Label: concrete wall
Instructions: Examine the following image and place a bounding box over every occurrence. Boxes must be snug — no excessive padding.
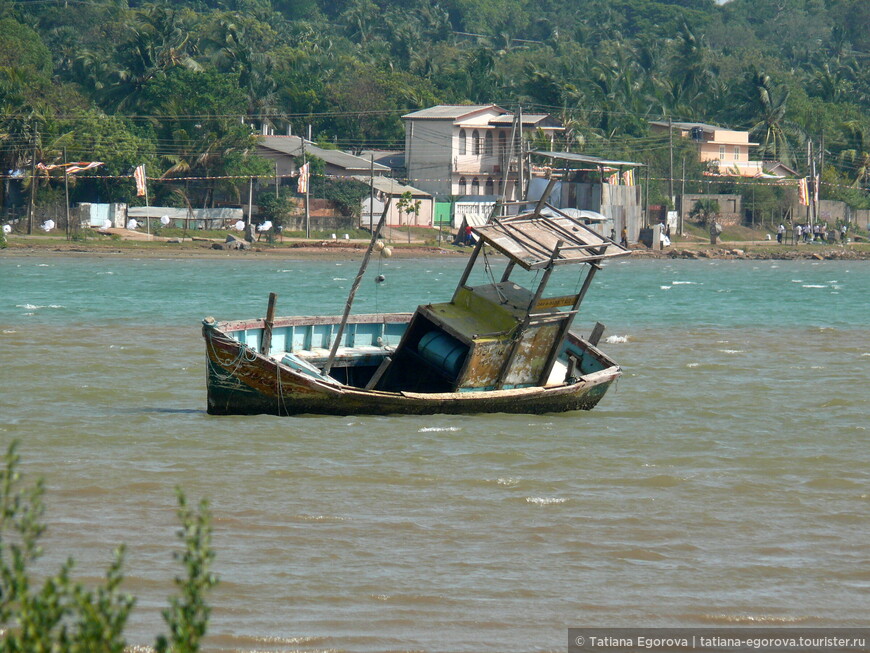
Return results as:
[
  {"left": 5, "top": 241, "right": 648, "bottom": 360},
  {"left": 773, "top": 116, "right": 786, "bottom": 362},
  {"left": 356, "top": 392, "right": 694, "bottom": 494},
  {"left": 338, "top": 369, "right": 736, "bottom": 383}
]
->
[{"left": 680, "top": 194, "right": 743, "bottom": 225}]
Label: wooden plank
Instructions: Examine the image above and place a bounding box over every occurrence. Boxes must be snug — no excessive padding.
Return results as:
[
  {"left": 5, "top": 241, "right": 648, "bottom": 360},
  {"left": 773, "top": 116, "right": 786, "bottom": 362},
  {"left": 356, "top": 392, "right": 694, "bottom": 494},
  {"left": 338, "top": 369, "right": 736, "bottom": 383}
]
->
[
  {"left": 588, "top": 322, "right": 606, "bottom": 346},
  {"left": 364, "top": 356, "right": 393, "bottom": 390},
  {"left": 534, "top": 294, "right": 577, "bottom": 310},
  {"left": 260, "top": 292, "right": 277, "bottom": 354}
]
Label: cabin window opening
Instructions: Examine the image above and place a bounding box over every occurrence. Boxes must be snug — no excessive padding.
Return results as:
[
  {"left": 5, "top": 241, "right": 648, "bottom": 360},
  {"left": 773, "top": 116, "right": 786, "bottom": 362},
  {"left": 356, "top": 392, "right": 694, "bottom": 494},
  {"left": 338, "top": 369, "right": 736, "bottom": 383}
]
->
[
  {"left": 484, "top": 131, "right": 493, "bottom": 155},
  {"left": 472, "top": 130, "right": 481, "bottom": 155},
  {"left": 459, "top": 129, "right": 467, "bottom": 155}
]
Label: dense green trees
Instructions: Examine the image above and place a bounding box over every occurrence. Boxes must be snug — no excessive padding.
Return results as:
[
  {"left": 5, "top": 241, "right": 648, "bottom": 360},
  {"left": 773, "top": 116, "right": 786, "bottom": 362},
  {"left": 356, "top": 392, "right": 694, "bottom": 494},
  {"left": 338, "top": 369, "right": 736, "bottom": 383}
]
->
[{"left": 0, "top": 0, "right": 868, "bottom": 211}]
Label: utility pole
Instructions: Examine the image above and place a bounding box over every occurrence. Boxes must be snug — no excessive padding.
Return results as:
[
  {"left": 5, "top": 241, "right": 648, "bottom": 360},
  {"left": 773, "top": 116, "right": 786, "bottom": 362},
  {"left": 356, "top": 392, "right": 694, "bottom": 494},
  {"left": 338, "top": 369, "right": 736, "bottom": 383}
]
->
[
  {"left": 369, "top": 153, "right": 375, "bottom": 231},
  {"left": 518, "top": 105, "right": 525, "bottom": 201},
  {"left": 27, "top": 122, "right": 37, "bottom": 235},
  {"left": 668, "top": 117, "right": 674, "bottom": 206},
  {"left": 680, "top": 156, "right": 686, "bottom": 236},
  {"left": 63, "top": 147, "right": 71, "bottom": 241},
  {"left": 303, "top": 130, "right": 310, "bottom": 239}
]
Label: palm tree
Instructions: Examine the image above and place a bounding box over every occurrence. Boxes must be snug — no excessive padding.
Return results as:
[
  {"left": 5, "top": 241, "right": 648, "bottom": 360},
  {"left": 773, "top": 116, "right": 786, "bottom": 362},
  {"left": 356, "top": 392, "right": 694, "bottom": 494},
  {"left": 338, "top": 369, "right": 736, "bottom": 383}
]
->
[
  {"left": 838, "top": 120, "right": 870, "bottom": 188},
  {"left": 738, "top": 71, "right": 803, "bottom": 168}
]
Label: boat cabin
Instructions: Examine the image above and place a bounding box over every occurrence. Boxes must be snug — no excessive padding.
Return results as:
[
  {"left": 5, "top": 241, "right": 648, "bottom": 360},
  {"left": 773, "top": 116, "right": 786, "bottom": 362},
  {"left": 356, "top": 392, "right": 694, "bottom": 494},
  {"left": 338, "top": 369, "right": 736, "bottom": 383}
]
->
[{"left": 375, "top": 201, "right": 628, "bottom": 393}]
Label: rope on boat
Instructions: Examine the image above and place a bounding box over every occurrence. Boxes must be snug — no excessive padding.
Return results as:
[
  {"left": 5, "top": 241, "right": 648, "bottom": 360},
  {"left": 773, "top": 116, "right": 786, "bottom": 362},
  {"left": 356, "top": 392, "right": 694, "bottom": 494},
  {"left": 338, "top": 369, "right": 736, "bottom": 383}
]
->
[{"left": 206, "top": 333, "right": 258, "bottom": 382}]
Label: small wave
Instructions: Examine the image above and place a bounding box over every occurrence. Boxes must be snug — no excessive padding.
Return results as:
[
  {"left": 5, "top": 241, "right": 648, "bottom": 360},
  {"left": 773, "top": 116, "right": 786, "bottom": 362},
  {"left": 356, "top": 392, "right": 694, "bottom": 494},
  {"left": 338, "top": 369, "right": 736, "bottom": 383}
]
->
[
  {"left": 37, "top": 263, "right": 50, "bottom": 267},
  {"left": 418, "top": 426, "right": 460, "bottom": 432},
  {"left": 862, "top": 353, "right": 870, "bottom": 357},
  {"left": 526, "top": 497, "right": 567, "bottom": 505},
  {"left": 802, "top": 284, "right": 827, "bottom": 288},
  {"left": 17, "top": 303, "right": 43, "bottom": 309},
  {"left": 686, "top": 362, "right": 699, "bottom": 368},
  {"left": 605, "top": 335, "right": 628, "bottom": 344},
  {"left": 496, "top": 477, "right": 519, "bottom": 486},
  {"left": 614, "top": 548, "right": 667, "bottom": 562},
  {"left": 2, "top": 330, "right": 15, "bottom": 334},
  {"left": 719, "top": 349, "right": 745, "bottom": 354},
  {"left": 699, "top": 614, "right": 810, "bottom": 625},
  {"left": 790, "top": 279, "right": 803, "bottom": 283},
  {"left": 660, "top": 285, "right": 672, "bottom": 290},
  {"left": 672, "top": 280, "right": 698, "bottom": 285},
  {"left": 332, "top": 277, "right": 348, "bottom": 281}
]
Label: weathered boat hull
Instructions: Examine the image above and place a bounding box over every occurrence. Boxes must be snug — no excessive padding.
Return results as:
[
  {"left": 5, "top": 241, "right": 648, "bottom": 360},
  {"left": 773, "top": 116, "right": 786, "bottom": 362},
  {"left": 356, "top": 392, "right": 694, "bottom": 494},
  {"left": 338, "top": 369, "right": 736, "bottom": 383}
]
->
[{"left": 203, "top": 314, "right": 621, "bottom": 416}]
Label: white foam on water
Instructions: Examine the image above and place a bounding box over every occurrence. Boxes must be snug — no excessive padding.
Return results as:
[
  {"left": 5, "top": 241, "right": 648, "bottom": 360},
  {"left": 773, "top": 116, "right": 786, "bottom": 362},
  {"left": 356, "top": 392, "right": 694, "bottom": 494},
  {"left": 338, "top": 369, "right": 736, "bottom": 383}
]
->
[
  {"left": 686, "top": 363, "right": 700, "bottom": 368},
  {"left": 17, "top": 304, "right": 43, "bottom": 309},
  {"left": 526, "top": 497, "right": 567, "bottom": 505},
  {"left": 790, "top": 279, "right": 803, "bottom": 283},
  {"left": 802, "top": 284, "right": 827, "bottom": 288},
  {"left": 37, "top": 264, "right": 50, "bottom": 267},
  {"left": 660, "top": 285, "right": 671, "bottom": 290},
  {"left": 672, "top": 281, "right": 698, "bottom": 285},
  {"left": 418, "top": 426, "right": 460, "bottom": 433},
  {"left": 497, "top": 477, "right": 519, "bottom": 486},
  {"left": 2, "top": 330, "right": 16, "bottom": 334},
  {"left": 862, "top": 353, "right": 870, "bottom": 357},
  {"left": 605, "top": 335, "right": 628, "bottom": 344},
  {"left": 332, "top": 277, "right": 348, "bottom": 281},
  {"left": 719, "top": 349, "right": 745, "bottom": 354}
]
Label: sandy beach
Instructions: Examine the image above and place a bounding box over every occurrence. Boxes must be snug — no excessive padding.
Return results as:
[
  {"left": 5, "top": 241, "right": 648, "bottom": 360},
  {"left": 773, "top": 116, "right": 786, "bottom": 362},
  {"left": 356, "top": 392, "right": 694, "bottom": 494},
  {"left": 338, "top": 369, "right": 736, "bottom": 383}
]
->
[{"left": 3, "top": 233, "right": 869, "bottom": 261}]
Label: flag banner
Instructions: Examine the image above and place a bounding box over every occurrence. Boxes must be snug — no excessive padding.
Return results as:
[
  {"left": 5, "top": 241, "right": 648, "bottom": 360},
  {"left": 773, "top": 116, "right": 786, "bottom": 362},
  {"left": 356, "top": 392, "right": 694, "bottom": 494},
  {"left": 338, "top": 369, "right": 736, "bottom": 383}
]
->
[
  {"left": 605, "top": 173, "right": 619, "bottom": 185},
  {"left": 37, "top": 161, "right": 104, "bottom": 174},
  {"left": 133, "top": 165, "right": 147, "bottom": 197},
  {"left": 813, "top": 174, "right": 819, "bottom": 204},
  {"left": 622, "top": 169, "right": 635, "bottom": 186},
  {"left": 798, "top": 177, "right": 809, "bottom": 206},
  {"left": 297, "top": 162, "right": 310, "bottom": 194}
]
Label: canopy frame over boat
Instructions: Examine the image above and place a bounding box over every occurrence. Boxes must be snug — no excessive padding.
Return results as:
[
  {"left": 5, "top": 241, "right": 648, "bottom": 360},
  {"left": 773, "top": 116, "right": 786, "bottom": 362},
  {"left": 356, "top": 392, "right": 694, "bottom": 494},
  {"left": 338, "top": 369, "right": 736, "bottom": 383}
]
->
[{"left": 202, "top": 181, "right": 629, "bottom": 415}]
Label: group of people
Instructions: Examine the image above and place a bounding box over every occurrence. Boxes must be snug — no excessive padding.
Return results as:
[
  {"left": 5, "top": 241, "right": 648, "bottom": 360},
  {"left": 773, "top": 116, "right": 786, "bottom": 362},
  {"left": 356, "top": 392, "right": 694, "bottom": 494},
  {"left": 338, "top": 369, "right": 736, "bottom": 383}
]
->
[{"left": 777, "top": 222, "right": 847, "bottom": 244}]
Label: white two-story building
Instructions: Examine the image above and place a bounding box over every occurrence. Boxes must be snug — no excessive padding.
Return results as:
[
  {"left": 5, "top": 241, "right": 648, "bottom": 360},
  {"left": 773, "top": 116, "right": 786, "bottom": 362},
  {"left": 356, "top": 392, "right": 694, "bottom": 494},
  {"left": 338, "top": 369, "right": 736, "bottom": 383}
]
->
[{"left": 403, "top": 105, "right": 563, "bottom": 200}]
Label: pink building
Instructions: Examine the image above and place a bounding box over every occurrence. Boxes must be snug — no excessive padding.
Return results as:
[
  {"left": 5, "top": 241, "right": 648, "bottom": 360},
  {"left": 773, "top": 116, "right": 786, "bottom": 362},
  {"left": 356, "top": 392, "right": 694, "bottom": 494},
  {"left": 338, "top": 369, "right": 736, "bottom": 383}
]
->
[{"left": 650, "top": 121, "right": 765, "bottom": 177}]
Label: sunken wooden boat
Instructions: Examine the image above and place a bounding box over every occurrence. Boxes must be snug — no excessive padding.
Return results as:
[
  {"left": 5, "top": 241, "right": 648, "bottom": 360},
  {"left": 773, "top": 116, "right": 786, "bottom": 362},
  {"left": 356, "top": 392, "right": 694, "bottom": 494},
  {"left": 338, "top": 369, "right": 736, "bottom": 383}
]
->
[{"left": 203, "top": 197, "right": 629, "bottom": 416}]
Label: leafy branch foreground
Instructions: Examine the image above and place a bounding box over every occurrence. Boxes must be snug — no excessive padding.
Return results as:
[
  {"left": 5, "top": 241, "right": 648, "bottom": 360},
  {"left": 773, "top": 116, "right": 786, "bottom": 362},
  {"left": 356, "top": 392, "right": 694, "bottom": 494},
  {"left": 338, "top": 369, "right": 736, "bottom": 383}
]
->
[{"left": 0, "top": 442, "right": 217, "bottom": 652}]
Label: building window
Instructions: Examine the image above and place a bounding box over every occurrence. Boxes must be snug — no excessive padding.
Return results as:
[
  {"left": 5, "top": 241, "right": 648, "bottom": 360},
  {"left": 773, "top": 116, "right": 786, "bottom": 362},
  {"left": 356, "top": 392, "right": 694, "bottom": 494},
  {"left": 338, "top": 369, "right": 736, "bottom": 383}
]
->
[
  {"left": 459, "top": 130, "right": 466, "bottom": 155},
  {"left": 485, "top": 178, "right": 494, "bottom": 195},
  {"left": 484, "top": 131, "right": 493, "bottom": 155},
  {"left": 499, "top": 131, "right": 507, "bottom": 157},
  {"left": 458, "top": 177, "right": 466, "bottom": 195},
  {"left": 471, "top": 177, "right": 480, "bottom": 195},
  {"left": 719, "top": 145, "right": 725, "bottom": 160},
  {"left": 472, "top": 130, "right": 481, "bottom": 155},
  {"left": 733, "top": 146, "right": 740, "bottom": 161}
]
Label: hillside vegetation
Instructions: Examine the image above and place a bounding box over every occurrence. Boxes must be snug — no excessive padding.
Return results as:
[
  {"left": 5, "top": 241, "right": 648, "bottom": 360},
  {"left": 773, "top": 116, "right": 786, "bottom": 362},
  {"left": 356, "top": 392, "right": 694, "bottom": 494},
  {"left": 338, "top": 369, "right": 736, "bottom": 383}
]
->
[{"left": 0, "top": 0, "right": 868, "bottom": 210}]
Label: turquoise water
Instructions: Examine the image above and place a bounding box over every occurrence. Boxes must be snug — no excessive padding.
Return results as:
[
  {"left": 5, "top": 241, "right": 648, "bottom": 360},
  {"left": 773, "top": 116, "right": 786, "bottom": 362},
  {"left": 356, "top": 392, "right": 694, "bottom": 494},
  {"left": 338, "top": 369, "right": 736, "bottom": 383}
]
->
[{"left": 1, "top": 255, "right": 868, "bottom": 652}]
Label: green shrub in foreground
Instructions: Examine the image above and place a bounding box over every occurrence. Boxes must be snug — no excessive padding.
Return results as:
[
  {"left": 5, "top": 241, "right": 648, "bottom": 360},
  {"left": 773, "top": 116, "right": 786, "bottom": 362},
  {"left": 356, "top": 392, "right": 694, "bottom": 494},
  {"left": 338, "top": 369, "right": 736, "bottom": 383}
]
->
[{"left": 0, "top": 442, "right": 217, "bottom": 652}]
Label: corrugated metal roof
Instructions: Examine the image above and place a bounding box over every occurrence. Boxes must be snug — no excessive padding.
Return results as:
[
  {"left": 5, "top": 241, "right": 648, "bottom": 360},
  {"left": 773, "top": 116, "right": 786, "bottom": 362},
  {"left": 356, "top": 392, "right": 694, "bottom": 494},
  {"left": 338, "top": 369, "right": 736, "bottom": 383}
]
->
[
  {"left": 258, "top": 136, "right": 390, "bottom": 172},
  {"left": 475, "top": 211, "right": 628, "bottom": 269},
  {"left": 350, "top": 176, "right": 431, "bottom": 197},
  {"left": 402, "top": 104, "right": 505, "bottom": 120},
  {"left": 649, "top": 120, "right": 725, "bottom": 132},
  {"left": 489, "top": 114, "right": 562, "bottom": 128},
  {"left": 532, "top": 151, "right": 645, "bottom": 167}
]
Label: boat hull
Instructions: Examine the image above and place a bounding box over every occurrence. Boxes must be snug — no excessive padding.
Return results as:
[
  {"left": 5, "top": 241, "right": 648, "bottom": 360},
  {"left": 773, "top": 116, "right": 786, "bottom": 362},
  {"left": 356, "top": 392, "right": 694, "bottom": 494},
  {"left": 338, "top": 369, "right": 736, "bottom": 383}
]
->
[{"left": 203, "top": 316, "right": 621, "bottom": 416}]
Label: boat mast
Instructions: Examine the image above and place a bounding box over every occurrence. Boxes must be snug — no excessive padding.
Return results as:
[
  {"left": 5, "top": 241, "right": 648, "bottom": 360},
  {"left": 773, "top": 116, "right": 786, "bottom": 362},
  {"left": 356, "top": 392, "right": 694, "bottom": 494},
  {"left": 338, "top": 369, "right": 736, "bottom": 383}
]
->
[{"left": 322, "top": 198, "right": 392, "bottom": 376}]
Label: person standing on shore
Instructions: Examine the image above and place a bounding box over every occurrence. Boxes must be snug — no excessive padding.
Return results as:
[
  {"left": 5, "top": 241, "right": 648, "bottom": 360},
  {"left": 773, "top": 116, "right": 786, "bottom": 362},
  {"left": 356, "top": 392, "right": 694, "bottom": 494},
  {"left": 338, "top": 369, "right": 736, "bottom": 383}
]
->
[
  {"left": 777, "top": 224, "right": 785, "bottom": 244},
  {"left": 620, "top": 226, "right": 628, "bottom": 248},
  {"left": 795, "top": 224, "right": 802, "bottom": 244}
]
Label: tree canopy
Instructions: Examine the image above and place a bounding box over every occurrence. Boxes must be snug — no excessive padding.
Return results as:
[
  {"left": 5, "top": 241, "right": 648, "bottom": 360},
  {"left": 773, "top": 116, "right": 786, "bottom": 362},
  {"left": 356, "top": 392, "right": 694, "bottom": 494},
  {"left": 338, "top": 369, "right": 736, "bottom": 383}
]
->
[{"left": 0, "top": 0, "right": 868, "bottom": 208}]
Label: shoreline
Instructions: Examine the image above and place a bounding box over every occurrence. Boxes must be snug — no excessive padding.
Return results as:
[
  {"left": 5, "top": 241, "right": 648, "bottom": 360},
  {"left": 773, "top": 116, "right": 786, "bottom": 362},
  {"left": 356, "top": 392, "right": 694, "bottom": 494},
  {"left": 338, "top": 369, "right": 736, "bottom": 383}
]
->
[{"left": 2, "top": 237, "right": 869, "bottom": 261}]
